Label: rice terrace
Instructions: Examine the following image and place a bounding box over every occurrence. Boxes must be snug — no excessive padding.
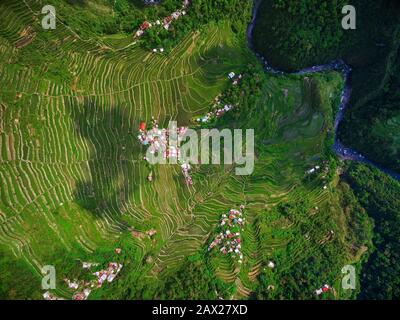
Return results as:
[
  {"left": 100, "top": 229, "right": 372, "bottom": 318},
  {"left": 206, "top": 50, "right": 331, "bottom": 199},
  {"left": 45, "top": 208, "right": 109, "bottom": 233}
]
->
[{"left": 0, "top": 0, "right": 399, "bottom": 301}]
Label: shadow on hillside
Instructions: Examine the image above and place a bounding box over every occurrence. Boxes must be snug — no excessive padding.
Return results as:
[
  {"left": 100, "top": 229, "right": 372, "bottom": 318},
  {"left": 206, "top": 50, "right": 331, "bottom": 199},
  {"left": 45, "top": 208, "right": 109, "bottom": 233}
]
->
[
  {"left": 66, "top": 0, "right": 87, "bottom": 6},
  {"left": 68, "top": 42, "right": 248, "bottom": 220},
  {"left": 70, "top": 97, "right": 142, "bottom": 222}
]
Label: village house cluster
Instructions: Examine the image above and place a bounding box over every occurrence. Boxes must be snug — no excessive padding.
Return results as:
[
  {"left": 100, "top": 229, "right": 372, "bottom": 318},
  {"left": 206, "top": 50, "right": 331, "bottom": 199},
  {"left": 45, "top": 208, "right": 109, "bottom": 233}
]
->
[
  {"left": 137, "top": 118, "right": 193, "bottom": 186},
  {"left": 196, "top": 72, "right": 242, "bottom": 124},
  {"left": 228, "top": 71, "right": 243, "bottom": 86},
  {"left": 131, "top": 228, "right": 157, "bottom": 240},
  {"left": 43, "top": 249, "right": 123, "bottom": 301},
  {"left": 134, "top": 0, "right": 190, "bottom": 38},
  {"left": 72, "top": 260, "right": 123, "bottom": 300},
  {"left": 181, "top": 162, "right": 193, "bottom": 186},
  {"left": 196, "top": 102, "right": 233, "bottom": 124},
  {"left": 137, "top": 118, "right": 188, "bottom": 160},
  {"left": 208, "top": 207, "right": 246, "bottom": 264},
  {"left": 305, "top": 161, "right": 330, "bottom": 190}
]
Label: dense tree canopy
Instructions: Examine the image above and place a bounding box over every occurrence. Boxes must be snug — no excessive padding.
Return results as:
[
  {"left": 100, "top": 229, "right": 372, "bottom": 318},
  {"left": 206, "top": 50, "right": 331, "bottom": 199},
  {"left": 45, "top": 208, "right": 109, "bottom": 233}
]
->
[
  {"left": 252, "top": 0, "right": 400, "bottom": 174},
  {"left": 344, "top": 163, "right": 400, "bottom": 299}
]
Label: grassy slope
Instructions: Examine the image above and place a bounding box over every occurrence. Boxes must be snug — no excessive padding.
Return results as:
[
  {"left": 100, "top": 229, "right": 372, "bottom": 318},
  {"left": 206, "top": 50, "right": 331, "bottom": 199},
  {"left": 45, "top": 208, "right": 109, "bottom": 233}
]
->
[{"left": 0, "top": 0, "right": 369, "bottom": 299}]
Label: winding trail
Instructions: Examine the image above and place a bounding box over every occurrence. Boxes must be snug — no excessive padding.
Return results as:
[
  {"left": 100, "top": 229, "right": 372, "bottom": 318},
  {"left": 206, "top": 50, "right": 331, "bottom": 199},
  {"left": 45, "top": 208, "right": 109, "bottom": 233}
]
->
[{"left": 247, "top": 0, "right": 400, "bottom": 181}]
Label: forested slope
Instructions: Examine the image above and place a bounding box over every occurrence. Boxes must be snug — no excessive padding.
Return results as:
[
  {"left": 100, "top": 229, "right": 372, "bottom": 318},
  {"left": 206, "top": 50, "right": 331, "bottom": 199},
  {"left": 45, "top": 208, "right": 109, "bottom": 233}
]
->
[
  {"left": 344, "top": 164, "right": 400, "bottom": 299},
  {"left": 253, "top": 0, "right": 400, "bottom": 173},
  {"left": 252, "top": 0, "right": 400, "bottom": 299}
]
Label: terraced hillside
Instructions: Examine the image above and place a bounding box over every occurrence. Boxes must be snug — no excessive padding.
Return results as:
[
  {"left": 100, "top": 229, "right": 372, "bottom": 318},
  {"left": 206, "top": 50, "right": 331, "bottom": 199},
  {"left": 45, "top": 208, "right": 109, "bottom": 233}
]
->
[{"left": 0, "top": 0, "right": 370, "bottom": 299}]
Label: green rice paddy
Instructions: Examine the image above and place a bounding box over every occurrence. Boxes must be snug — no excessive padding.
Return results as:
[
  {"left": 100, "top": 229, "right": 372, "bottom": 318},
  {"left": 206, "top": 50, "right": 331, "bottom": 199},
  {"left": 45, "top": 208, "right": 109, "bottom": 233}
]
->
[{"left": 0, "top": 0, "right": 368, "bottom": 299}]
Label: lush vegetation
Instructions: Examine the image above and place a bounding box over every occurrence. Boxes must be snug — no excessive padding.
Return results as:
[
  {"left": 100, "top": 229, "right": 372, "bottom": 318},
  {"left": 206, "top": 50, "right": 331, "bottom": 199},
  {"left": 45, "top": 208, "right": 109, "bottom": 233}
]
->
[
  {"left": 50, "top": 0, "right": 183, "bottom": 36},
  {"left": 49, "top": 0, "right": 252, "bottom": 50},
  {"left": 252, "top": 0, "right": 400, "bottom": 174},
  {"left": 344, "top": 163, "right": 400, "bottom": 299},
  {"left": 155, "top": 254, "right": 234, "bottom": 300},
  {"left": 0, "top": 0, "right": 395, "bottom": 300},
  {"left": 254, "top": 186, "right": 372, "bottom": 300},
  {"left": 253, "top": 0, "right": 400, "bottom": 71},
  {"left": 0, "top": 246, "right": 42, "bottom": 299},
  {"left": 143, "top": 0, "right": 253, "bottom": 50},
  {"left": 253, "top": 0, "right": 347, "bottom": 70},
  {"left": 253, "top": 2, "right": 400, "bottom": 299},
  {"left": 339, "top": 49, "right": 400, "bottom": 173}
]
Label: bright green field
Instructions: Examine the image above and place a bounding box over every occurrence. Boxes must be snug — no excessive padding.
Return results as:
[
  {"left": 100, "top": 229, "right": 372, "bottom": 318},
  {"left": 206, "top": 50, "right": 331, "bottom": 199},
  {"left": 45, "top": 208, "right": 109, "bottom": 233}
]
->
[{"left": 0, "top": 0, "right": 370, "bottom": 299}]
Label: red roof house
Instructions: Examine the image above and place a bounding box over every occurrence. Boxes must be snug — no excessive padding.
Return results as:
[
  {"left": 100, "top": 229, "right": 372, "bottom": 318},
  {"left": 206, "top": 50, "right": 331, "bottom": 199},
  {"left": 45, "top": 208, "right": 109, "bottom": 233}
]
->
[
  {"left": 140, "top": 21, "right": 150, "bottom": 30},
  {"left": 164, "top": 16, "right": 173, "bottom": 24}
]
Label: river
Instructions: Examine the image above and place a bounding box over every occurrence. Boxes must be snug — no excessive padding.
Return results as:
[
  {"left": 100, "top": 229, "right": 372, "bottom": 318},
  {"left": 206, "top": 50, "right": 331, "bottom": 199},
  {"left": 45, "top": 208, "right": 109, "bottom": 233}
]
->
[{"left": 246, "top": 0, "right": 400, "bottom": 181}]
